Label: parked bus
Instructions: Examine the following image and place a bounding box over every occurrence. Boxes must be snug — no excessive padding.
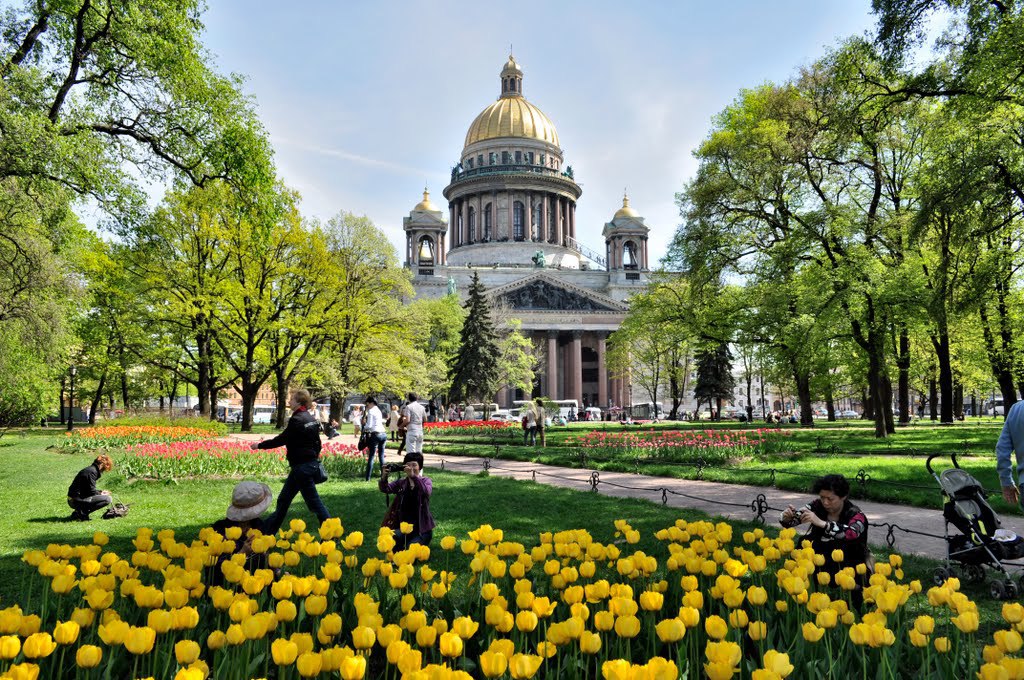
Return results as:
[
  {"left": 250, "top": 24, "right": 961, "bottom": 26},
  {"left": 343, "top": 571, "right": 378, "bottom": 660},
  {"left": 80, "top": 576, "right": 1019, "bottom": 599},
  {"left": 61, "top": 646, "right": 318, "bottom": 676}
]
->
[{"left": 629, "top": 402, "right": 665, "bottom": 420}]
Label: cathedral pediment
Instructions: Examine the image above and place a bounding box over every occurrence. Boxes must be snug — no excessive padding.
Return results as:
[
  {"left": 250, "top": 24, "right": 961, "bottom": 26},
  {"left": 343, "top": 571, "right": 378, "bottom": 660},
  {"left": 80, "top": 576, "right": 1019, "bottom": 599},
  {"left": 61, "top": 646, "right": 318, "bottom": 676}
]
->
[{"left": 488, "top": 273, "right": 627, "bottom": 312}]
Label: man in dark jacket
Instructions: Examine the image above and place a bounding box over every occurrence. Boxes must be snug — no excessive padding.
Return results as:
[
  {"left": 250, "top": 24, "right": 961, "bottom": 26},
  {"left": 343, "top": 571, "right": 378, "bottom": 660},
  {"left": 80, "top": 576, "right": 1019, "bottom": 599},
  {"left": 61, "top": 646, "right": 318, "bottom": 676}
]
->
[
  {"left": 250, "top": 390, "right": 332, "bottom": 534},
  {"left": 67, "top": 454, "right": 113, "bottom": 520}
]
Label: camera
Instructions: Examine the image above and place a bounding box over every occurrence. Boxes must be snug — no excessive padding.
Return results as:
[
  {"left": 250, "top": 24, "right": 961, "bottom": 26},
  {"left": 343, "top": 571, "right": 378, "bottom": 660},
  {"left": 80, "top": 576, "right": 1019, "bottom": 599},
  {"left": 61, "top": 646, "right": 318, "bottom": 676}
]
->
[{"left": 383, "top": 462, "right": 406, "bottom": 474}]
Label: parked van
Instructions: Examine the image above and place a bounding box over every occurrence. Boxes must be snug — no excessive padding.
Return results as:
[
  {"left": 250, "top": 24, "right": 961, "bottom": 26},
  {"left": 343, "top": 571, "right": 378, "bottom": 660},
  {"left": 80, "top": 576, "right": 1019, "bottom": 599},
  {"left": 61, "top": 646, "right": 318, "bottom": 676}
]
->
[{"left": 253, "top": 405, "right": 275, "bottom": 424}]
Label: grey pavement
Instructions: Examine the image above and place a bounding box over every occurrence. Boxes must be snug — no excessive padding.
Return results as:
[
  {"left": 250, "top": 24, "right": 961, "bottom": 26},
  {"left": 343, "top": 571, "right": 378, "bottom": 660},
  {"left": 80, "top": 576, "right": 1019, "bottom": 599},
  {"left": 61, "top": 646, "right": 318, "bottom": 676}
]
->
[{"left": 227, "top": 431, "right": 1024, "bottom": 565}]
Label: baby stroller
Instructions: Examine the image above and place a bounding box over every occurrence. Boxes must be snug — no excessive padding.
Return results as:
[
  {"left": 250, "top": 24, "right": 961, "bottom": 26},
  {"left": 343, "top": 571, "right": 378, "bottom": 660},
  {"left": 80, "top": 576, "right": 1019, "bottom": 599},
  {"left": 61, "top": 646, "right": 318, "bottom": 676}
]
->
[{"left": 927, "top": 454, "right": 1024, "bottom": 599}]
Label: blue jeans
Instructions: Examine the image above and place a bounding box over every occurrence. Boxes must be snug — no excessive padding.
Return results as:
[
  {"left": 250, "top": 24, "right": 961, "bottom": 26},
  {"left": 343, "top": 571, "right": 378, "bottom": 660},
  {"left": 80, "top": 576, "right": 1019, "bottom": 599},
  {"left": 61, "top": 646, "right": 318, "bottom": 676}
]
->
[
  {"left": 265, "top": 460, "right": 331, "bottom": 535},
  {"left": 364, "top": 432, "right": 388, "bottom": 480}
]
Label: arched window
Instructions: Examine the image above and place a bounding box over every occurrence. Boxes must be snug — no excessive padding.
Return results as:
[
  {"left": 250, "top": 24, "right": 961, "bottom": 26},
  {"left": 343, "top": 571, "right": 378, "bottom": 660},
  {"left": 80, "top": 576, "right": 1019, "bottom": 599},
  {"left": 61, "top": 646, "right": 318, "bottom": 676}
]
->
[
  {"left": 468, "top": 207, "right": 476, "bottom": 243},
  {"left": 513, "top": 201, "right": 525, "bottom": 241},
  {"left": 532, "top": 201, "right": 543, "bottom": 241},
  {"left": 483, "top": 203, "right": 492, "bottom": 241},
  {"left": 417, "top": 236, "right": 435, "bottom": 264},
  {"left": 623, "top": 241, "right": 638, "bottom": 268}
]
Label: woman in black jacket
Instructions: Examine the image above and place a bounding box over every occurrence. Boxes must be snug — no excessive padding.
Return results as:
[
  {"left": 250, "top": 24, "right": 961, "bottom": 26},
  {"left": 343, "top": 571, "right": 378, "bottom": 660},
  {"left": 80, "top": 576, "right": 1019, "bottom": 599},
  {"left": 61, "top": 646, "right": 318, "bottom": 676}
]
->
[{"left": 250, "top": 390, "right": 332, "bottom": 534}]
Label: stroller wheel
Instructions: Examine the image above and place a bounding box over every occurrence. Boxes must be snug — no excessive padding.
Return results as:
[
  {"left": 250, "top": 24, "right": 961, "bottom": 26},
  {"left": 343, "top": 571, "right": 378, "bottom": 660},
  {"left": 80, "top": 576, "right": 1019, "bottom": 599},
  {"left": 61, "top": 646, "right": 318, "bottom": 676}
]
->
[
  {"left": 991, "top": 580, "right": 1007, "bottom": 600},
  {"left": 932, "top": 566, "right": 953, "bottom": 586},
  {"left": 1006, "top": 580, "right": 1020, "bottom": 601},
  {"left": 963, "top": 564, "right": 986, "bottom": 584}
]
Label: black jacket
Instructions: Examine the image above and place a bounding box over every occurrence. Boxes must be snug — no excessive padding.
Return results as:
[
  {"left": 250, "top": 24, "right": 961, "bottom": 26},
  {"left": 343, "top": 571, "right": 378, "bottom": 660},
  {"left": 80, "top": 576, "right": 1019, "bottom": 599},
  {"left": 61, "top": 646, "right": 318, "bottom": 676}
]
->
[
  {"left": 257, "top": 407, "right": 321, "bottom": 465},
  {"left": 68, "top": 463, "right": 101, "bottom": 499}
]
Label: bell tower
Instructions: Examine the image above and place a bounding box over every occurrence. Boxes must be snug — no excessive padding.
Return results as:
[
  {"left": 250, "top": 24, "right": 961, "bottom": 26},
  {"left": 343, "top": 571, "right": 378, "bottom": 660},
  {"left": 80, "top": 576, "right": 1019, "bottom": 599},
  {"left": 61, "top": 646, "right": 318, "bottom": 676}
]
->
[
  {"left": 602, "top": 193, "right": 650, "bottom": 282},
  {"left": 403, "top": 188, "right": 448, "bottom": 277}
]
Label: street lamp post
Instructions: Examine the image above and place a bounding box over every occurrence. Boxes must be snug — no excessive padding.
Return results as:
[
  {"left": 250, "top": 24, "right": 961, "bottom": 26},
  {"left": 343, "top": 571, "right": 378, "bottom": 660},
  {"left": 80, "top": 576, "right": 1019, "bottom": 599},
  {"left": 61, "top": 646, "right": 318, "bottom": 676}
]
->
[{"left": 67, "top": 364, "right": 76, "bottom": 432}]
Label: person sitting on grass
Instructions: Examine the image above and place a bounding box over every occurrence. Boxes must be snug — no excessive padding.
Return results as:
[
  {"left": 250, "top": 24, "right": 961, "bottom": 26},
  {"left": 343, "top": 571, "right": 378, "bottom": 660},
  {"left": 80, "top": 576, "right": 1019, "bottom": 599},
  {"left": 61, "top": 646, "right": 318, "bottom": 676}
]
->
[
  {"left": 67, "top": 454, "right": 114, "bottom": 521},
  {"left": 209, "top": 481, "right": 273, "bottom": 584},
  {"left": 379, "top": 451, "right": 435, "bottom": 550},
  {"left": 780, "top": 474, "right": 872, "bottom": 603}
]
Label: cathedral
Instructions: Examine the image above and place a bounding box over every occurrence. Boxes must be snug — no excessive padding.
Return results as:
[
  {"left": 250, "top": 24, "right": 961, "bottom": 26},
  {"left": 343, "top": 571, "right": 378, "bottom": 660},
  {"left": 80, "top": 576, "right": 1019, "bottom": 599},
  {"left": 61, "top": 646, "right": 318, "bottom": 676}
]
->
[{"left": 402, "top": 56, "right": 651, "bottom": 410}]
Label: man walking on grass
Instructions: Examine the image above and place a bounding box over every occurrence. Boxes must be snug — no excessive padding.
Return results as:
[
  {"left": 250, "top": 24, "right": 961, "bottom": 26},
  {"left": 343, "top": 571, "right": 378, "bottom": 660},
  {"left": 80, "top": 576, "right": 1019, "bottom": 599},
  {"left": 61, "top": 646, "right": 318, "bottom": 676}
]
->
[{"left": 402, "top": 392, "right": 427, "bottom": 456}]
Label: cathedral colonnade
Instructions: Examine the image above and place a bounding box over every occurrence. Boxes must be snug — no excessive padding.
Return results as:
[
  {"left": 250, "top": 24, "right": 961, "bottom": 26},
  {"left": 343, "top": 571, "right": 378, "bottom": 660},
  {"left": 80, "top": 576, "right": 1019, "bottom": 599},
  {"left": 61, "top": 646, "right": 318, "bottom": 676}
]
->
[{"left": 523, "top": 330, "right": 625, "bottom": 409}]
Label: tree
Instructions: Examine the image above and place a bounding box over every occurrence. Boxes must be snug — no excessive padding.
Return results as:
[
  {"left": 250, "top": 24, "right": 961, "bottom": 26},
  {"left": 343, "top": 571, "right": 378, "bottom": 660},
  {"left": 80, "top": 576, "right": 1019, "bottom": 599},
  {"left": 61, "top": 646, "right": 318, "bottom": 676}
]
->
[
  {"left": 693, "top": 343, "right": 736, "bottom": 418},
  {"left": 448, "top": 273, "right": 502, "bottom": 410},
  {"left": 317, "top": 212, "right": 413, "bottom": 422}
]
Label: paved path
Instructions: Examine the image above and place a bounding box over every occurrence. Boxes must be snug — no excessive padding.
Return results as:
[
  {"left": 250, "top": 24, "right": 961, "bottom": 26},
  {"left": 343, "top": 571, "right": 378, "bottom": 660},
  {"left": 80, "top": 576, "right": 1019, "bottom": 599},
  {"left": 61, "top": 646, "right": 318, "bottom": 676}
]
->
[{"left": 228, "top": 432, "right": 1024, "bottom": 565}]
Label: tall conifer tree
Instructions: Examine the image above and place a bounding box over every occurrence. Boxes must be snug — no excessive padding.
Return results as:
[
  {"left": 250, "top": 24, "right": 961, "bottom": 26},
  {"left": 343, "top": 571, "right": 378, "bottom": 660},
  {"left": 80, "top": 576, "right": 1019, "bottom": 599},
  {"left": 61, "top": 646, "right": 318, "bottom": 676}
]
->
[
  {"left": 694, "top": 342, "right": 736, "bottom": 418},
  {"left": 448, "top": 273, "right": 501, "bottom": 407}
]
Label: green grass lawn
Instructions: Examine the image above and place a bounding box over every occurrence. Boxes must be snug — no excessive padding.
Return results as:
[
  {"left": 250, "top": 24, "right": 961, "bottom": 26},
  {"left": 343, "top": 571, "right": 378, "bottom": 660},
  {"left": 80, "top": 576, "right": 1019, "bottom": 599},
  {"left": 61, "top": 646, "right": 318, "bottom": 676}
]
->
[
  {"left": 425, "top": 419, "right": 1015, "bottom": 512},
  {"left": 0, "top": 431, "right": 1015, "bottom": 634}
]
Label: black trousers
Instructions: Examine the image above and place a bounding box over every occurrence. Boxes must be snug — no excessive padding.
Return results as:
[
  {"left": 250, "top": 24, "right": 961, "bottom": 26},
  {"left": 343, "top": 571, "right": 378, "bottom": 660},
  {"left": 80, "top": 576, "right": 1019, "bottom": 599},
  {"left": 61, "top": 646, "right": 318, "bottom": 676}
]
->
[{"left": 68, "top": 495, "right": 111, "bottom": 518}]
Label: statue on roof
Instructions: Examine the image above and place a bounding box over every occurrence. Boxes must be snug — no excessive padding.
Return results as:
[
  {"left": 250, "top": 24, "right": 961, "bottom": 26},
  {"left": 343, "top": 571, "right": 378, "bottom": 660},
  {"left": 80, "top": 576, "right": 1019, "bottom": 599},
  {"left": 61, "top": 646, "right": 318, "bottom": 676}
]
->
[
  {"left": 532, "top": 250, "right": 546, "bottom": 268},
  {"left": 447, "top": 276, "right": 457, "bottom": 296}
]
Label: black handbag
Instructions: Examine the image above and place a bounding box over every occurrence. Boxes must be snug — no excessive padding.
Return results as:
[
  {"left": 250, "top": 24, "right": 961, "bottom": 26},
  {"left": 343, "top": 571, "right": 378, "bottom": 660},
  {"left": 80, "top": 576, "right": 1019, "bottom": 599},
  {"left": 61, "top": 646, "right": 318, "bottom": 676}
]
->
[
  {"left": 357, "top": 431, "right": 370, "bottom": 451},
  {"left": 313, "top": 460, "right": 328, "bottom": 485}
]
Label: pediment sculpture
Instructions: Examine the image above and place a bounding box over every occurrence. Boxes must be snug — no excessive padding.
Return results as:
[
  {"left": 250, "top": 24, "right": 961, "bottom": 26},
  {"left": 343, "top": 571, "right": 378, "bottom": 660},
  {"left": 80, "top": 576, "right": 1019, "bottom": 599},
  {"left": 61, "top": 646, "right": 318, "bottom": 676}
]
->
[{"left": 497, "top": 279, "right": 618, "bottom": 312}]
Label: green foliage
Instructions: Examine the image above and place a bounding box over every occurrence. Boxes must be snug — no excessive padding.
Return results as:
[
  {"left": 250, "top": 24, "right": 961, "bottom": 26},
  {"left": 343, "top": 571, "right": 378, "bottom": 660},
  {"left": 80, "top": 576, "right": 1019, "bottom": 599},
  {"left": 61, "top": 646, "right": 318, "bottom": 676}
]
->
[{"left": 0, "top": 322, "right": 53, "bottom": 428}]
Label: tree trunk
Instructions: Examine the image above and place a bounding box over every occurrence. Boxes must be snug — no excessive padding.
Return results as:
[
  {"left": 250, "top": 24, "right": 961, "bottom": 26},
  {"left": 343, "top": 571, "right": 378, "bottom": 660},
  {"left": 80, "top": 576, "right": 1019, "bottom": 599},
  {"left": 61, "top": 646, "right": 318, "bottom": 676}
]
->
[
  {"left": 120, "top": 371, "right": 130, "bottom": 413},
  {"left": 862, "top": 388, "right": 874, "bottom": 420},
  {"left": 89, "top": 372, "right": 107, "bottom": 425},
  {"left": 209, "top": 382, "right": 218, "bottom": 422},
  {"left": 897, "top": 328, "right": 911, "bottom": 424},
  {"left": 882, "top": 376, "right": 895, "bottom": 434},
  {"left": 866, "top": 342, "right": 887, "bottom": 437},
  {"left": 795, "top": 373, "right": 814, "bottom": 427},
  {"left": 931, "top": 329, "right": 954, "bottom": 424},
  {"left": 971, "top": 394, "right": 977, "bottom": 419},
  {"left": 979, "top": 304, "right": 1018, "bottom": 411},
  {"left": 196, "top": 333, "right": 211, "bottom": 416},
  {"left": 929, "top": 373, "right": 938, "bottom": 421},
  {"left": 329, "top": 391, "right": 344, "bottom": 424},
  {"left": 240, "top": 381, "right": 257, "bottom": 432},
  {"left": 953, "top": 382, "right": 963, "bottom": 420},
  {"left": 275, "top": 368, "right": 290, "bottom": 428},
  {"left": 824, "top": 377, "right": 836, "bottom": 422}
]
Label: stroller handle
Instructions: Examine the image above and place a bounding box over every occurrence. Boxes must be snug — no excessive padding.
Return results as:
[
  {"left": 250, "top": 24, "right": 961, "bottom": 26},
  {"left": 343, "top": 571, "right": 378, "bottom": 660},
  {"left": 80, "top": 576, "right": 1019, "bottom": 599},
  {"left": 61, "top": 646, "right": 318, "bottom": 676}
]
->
[{"left": 926, "top": 453, "right": 960, "bottom": 475}]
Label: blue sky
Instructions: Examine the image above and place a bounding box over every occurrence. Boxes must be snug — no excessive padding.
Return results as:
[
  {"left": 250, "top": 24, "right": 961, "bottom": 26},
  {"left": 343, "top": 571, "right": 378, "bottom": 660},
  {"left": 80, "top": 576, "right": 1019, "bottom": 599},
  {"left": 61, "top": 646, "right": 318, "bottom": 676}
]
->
[{"left": 200, "top": 1, "right": 880, "bottom": 264}]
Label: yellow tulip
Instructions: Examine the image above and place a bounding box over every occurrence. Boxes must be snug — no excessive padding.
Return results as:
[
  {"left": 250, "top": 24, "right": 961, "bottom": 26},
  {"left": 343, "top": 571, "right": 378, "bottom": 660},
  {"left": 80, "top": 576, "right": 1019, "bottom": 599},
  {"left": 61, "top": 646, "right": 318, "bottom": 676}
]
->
[
  {"left": 763, "top": 650, "right": 794, "bottom": 678},
  {"left": 479, "top": 650, "right": 508, "bottom": 678},
  {"left": 705, "top": 615, "right": 728, "bottom": 640},
  {"left": 1003, "top": 603, "right": 1024, "bottom": 625},
  {"left": 53, "top": 620, "right": 79, "bottom": 645},
  {"left": 614, "top": 614, "right": 641, "bottom": 639},
  {"left": 0, "top": 636, "right": 20, "bottom": 660},
  {"left": 272, "top": 638, "right": 299, "bottom": 665},
  {"left": 935, "top": 637, "right": 951, "bottom": 653},
  {"left": 908, "top": 629, "right": 929, "bottom": 648},
  {"left": 5, "top": 663, "right": 42, "bottom": 680},
  {"left": 978, "top": 662, "right": 1010, "bottom": 680},
  {"left": 452, "top": 616, "right": 479, "bottom": 639},
  {"left": 76, "top": 644, "right": 102, "bottom": 668},
  {"left": 516, "top": 611, "right": 538, "bottom": 633},
  {"left": 802, "top": 623, "right": 825, "bottom": 643},
  {"left": 640, "top": 591, "right": 664, "bottom": 612},
  {"left": 914, "top": 615, "right": 935, "bottom": 636},
  {"left": 339, "top": 655, "right": 366, "bottom": 680},
  {"left": 983, "top": 645, "right": 1005, "bottom": 665},
  {"left": 656, "top": 618, "right": 685, "bottom": 643},
  {"left": 440, "top": 536, "right": 457, "bottom": 550},
  {"left": 124, "top": 626, "right": 156, "bottom": 655},
  {"left": 679, "top": 606, "right": 701, "bottom": 629},
  {"left": 440, "top": 631, "right": 464, "bottom": 658},
  {"left": 351, "top": 626, "right": 375, "bottom": 650},
  {"left": 86, "top": 589, "right": 114, "bottom": 610},
  {"left": 173, "top": 639, "right": 200, "bottom": 665},
  {"left": 206, "top": 630, "right": 226, "bottom": 650},
  {"left": 296, "top": 651, "right": 322, "bottom": 678},
  {"left": 22, "top": 632, "right": 56, "bottom": 659},
  {"left": 747, "top": 586, "right": 768, "bottom": 606},
  {"left": 816, "top": 609, "right": 838, "bottom": 629},
  {"left": 276, "top": 600, "right": 298, "bottom": 623},
  {"left": 509, "top": 653, "right": 543, "bottom": 679},
  {"left": 995, "top": 629, "right": 1024, "bottom": 654},
  {"left": 953, "top": 611, "right": 980, "bottom": 634},
  {"left": 304, "top": 595, "right": 327, "bottom": 617},
  {"left": 748, "top": 621, "right": 767, "bottom": 641},
  {"left": 579, "top": 630, "right": 602, "bottom": 654},
  {"left": 604, "top": 659, "right": 633, "bottom": 680},
  {"left": 415, "top": 625, "right": 437, "bottom": 648},
  {"left": 594, "top": 610, "right": 615, "bottom": 632}
]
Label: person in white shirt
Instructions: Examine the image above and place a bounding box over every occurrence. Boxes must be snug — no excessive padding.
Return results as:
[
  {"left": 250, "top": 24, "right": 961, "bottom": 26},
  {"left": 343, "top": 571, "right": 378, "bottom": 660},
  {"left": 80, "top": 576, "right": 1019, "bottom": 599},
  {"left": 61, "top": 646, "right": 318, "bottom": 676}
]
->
[
  {"left": 401, "top": 392, "right": 427, "bottom": 455},
  {"left": 387, "top": 404, "right": 401, "bottom": 442},
  {"left": 523, "top": 403, "right": 538, "bottom": 446},
  {"left": 362, "top": 397, "right": 388, "bottom": 480}
]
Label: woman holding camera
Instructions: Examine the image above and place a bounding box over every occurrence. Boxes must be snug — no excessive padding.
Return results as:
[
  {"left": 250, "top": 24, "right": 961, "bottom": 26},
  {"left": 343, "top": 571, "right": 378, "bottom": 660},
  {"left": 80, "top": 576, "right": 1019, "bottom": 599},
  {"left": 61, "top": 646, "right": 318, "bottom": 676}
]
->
[{"left": 379, "top": 451, "right": 435, "bottom": 550}]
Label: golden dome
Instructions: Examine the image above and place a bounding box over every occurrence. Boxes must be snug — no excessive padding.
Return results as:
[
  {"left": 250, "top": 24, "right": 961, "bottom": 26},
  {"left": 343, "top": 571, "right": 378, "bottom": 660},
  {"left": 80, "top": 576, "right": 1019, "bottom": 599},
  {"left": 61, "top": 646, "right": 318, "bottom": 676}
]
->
[
  {"left": 463, "top": 56, "right": 559, "bottom": 149},
  {"left": 614, "top": 193, "right": 639, "bottom": 219},
  {"left": 414, "top": 188, "right": 437, "bottom": 211}
]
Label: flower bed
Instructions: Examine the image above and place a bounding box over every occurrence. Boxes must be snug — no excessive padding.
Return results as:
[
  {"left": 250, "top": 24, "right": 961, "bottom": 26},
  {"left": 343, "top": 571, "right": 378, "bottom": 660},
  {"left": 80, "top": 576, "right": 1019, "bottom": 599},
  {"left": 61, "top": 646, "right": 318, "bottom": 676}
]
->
[
  {"left": 116, "top": 440, "right": 365, "bottom": 480},
  {"left": 2, "top": 515, "right": 1018, "bottom": 680},
  {"left": 55, "top": 426, "right": 217, "bottom": 455},
  {"left": 567, "top": 428, "right": 791, "bottom": 465},
  {"left": 424, "top": 420, "right": 521, "bottom": 442}
]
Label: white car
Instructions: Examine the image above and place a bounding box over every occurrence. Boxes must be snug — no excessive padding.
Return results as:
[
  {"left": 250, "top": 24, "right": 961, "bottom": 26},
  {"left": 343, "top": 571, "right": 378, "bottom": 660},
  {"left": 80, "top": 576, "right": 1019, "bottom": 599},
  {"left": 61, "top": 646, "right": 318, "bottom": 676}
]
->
[{"left": 837, "top": 410, "right": 860, "bottom": 419}]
